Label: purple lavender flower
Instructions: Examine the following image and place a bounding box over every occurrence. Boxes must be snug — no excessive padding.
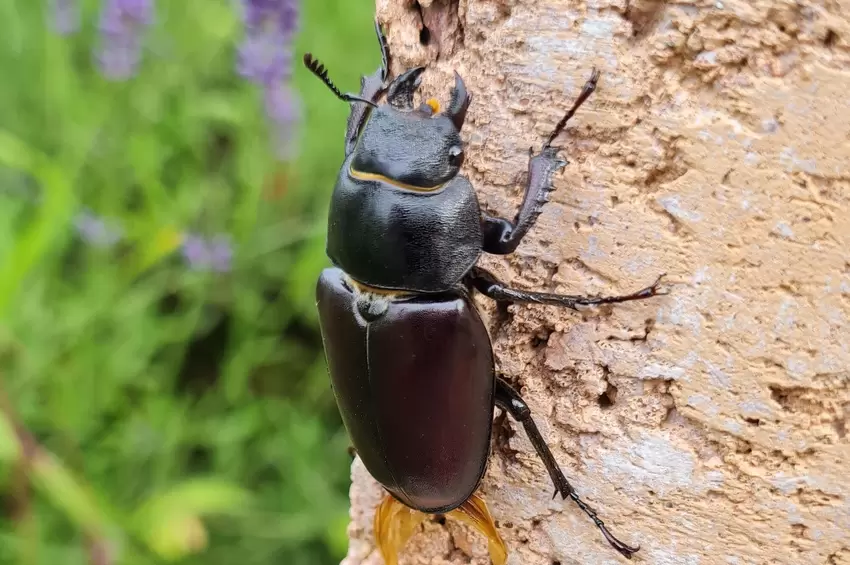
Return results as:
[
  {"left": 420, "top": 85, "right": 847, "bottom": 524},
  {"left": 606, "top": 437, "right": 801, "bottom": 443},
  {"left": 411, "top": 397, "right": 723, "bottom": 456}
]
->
[
  {"left": 180, "top": 233, "right": 233, "bottom": 273},
  {"left": 51, "top": 0, "right": 80, "bottom": 35},
  {"left": 264, "top": 82, "right": 300, "bottom": 159},
  {"left": 181, "top": 234, "right": 209, "bottom": 268},
  {"left": 238, "top": 0, "right": 301, "bottom": 159},
  {"left": 238, "top": 0, "right": 299, "bottom": 85},
  {"left": 94, "top": 0, "right": 155, "bottom": 80},
  {"left": 237, "top": 20, "right": 293, "bottom": 85},
  {"left": 74, "top": 210, "right": 124, "bottom": 247},
  {"left": 241, "top": 0, "right": 298, "bottom": 31},
  {"left": 209, "top": 235, "right": 233, "bottom": 273}
]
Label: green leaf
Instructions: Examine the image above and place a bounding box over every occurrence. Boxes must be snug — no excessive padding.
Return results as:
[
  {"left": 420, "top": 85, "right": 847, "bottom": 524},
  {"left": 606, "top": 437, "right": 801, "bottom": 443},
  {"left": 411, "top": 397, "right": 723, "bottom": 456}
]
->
[
  {"left": 0, "top": 412, "right": 20, "bottom": 463},
  {"left": 128, "top": 226, "right": 185, "bottom": 277},
  {"left": 143, "top": 514, "right": 209, "bottom": 561},
  {"left": 132, "top": 478, "right": 251, "bottom": 560},
  {"left": 0, "top": 130, "right": 39, "bottom": 173},
  {"left": 285, "top": 232, "right": 329, "bottom": 321},
  {"left": 324, "top": 511, "right": 351, "bottom": 559},
  {"left": 190, "top": 94, "right": 244, "bottom": 125},
  {"left": 30, "top": 450, "right": 116, "bottom": 534},
  {"left": 0, "top": 130, "right": 74, "bottom": 318}
]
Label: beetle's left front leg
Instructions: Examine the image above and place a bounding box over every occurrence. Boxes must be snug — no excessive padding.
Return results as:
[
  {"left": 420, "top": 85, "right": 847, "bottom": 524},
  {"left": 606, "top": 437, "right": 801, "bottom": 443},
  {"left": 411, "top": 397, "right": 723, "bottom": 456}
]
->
[
  {"left": 482, "top": 69, "right": 600, "bottom": 255},
  {"left": 467, "top": 266, "right": 666, "bottom": 310},
  {"left": 344, "top": 19, "right": 392, "bottom": 154},
  {"left": 495, "top": 377, "right": 640, "bottom": 559}
]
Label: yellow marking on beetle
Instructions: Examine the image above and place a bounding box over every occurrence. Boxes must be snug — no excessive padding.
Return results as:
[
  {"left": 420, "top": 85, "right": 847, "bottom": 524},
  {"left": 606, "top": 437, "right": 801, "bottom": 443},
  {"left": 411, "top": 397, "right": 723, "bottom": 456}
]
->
[
  {"left": 426, "top": 98, "right": 441, "bottom": 113},
  {"left": 349, "top": 166, "right": 446, "bottom": 193},
  {"left": 346, "top": 276, "right": 414, "bottom": 298},
  {"left": 374, "top": 492, "right": 507, "bottom": 565}
]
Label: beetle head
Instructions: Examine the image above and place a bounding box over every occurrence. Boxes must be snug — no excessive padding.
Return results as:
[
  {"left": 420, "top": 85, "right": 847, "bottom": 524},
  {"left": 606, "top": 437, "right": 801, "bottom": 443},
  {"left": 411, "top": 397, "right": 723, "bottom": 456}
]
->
[
  {"left": 303, "top": 53, "right": 472, "bottom": 191},
  {"left": 350, "top": 70, "right": 472, "bottom": 190}
]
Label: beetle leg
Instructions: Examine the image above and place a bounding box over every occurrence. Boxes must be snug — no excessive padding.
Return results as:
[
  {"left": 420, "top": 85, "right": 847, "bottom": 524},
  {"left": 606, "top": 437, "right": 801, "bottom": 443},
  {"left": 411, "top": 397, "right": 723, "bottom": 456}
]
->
[
  {"left": 467, "top": 266, "right": 667, "bottom": 310},
  {"left": 481, "top": 69, "right": 600, "bottom": 255},
  {"left": 375, "top": 17, "right": 391, "bottom": 83},
  {"left": 344, "top": 18, "right": 393, "bottom": 155},
  {"left": 480, "top": 145, "right": 566, "bottom": 255},
  {"left": 495, "top": 377, "right": 640, "bottom": 559},
  {"left": 543, "top": 68, "right": 600, "bottom": 150}
]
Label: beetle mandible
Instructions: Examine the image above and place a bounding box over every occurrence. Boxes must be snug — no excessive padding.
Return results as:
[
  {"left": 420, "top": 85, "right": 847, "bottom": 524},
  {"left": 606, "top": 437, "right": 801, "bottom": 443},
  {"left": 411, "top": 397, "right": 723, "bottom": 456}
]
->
[{"left": 304, "top": 19, "right": 666, "bottom": 564}]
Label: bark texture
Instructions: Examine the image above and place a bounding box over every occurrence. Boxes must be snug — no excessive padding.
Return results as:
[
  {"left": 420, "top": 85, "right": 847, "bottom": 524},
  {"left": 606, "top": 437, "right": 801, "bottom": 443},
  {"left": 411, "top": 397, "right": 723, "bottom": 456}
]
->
[{"left": 342, "top": 1, "right": 850, "bottom": 563}]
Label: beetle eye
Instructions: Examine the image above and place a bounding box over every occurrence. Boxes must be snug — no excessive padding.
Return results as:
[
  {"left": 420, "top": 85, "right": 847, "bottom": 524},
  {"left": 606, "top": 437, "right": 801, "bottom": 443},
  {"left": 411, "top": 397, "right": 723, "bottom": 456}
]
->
[{"left": 449, "top": 146, "right": 464, "bottom": 167}]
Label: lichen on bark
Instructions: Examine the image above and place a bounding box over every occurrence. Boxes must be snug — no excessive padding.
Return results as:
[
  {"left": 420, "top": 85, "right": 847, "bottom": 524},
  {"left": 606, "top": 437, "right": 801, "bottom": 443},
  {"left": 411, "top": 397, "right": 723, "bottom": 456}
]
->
[{"left": 342, "top": 1, "right": 850, "bottom": 563}]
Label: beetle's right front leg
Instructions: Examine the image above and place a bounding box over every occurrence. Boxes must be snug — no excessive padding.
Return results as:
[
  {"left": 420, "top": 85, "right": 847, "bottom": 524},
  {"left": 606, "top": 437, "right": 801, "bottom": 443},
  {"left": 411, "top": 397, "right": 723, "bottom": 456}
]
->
[
  {"left": 481, "top": 145, "right": 566, "bottom": 255},
  {"left": 481, "top": 69, "right": 600, "bottom": 255}
]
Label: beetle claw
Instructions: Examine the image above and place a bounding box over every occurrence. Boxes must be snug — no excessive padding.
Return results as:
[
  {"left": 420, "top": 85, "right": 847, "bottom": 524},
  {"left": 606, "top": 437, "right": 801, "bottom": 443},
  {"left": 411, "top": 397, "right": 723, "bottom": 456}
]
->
[
  {"left": 549, "top": 476, "right": 641, "bottom": 559},
  {"left": 642, "top": 273, "right": 670, "bottom": 297},
  {"left": 529, "top": 148, "right": 568, "bottom": 181},
  {"left": 599, "top": 527, "right": 640, "bottom": 560}
]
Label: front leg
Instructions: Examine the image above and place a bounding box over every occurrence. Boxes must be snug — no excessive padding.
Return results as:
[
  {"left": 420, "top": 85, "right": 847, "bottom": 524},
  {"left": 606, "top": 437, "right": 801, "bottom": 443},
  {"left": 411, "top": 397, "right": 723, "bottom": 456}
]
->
[
  {"left": 344, "top": 19, "right": 392, "bottom": 154},
  {"left": 467, "top": 266, "right": 666, "bottom": 310},
  {"left": 481, "top": 145, "right": 566, "bottom": 254},
  {"left": 495, "top": 377, "right": 640, "bottom": 559},
  {"left": 482, "top": 69, "right": 600, "bottom": 255}
]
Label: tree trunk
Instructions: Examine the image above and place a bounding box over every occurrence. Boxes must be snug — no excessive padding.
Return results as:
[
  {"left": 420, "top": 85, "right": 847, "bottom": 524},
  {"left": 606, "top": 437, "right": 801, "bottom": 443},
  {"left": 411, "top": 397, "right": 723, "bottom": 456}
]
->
[{"left": 342, "top": 1, "right": 850, "bottom": 563}]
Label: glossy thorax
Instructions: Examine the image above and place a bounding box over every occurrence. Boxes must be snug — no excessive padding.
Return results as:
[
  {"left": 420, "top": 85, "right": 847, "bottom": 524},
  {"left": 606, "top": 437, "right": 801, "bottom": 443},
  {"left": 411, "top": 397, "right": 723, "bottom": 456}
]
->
[{"left": 326, "top": 74, "right": 480, "bottom": 293}]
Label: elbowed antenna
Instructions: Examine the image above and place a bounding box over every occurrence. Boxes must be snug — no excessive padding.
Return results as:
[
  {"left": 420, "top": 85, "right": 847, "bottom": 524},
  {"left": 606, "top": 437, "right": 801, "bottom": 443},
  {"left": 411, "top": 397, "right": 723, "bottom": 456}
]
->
[{"left": 303, "top": 53, "right": 378, "bottom": 107}]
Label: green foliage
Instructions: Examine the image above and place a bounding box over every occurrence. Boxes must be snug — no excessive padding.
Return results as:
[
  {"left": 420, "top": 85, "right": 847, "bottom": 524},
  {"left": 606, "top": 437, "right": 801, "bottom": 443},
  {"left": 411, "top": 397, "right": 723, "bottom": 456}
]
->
[{"left": 0, "top": 0, "right": 381, "bottom": 563}]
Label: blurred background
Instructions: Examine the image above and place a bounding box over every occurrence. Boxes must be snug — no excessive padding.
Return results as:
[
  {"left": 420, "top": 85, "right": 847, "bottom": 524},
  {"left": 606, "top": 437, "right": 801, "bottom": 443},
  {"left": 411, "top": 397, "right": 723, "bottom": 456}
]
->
[{"left": 0, "top": 1, "right": 378, "bottom": 563}]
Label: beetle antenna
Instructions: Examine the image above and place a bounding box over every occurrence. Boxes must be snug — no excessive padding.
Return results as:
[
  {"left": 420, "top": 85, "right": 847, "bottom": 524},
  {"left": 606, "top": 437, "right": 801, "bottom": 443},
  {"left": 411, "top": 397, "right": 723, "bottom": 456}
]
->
[
  {"left": 543, "top": 67, "right": 600, "bottom": 149},
  {"left": 303, "top": 53, "right": 378, "bottom": 107}
]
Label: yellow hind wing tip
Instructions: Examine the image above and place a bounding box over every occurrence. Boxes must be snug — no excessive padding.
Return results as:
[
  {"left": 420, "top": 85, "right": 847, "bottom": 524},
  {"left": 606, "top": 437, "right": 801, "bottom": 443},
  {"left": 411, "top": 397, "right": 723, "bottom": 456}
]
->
[
  {"left": 372, "top": 492, "right": 508, "bottom": 565},
  {"left": 373, "top": 495, "right": 427, "bottom": 565},
  {"left": 447, "top": 493, "right": 508, "bottom": 565}
]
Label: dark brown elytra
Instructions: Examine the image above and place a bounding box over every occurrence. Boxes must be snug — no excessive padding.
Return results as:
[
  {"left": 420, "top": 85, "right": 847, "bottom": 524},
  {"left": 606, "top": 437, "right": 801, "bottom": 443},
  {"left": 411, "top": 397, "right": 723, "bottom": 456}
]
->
[{"left": 304, "top": 18, "right": 667, "bottom": 561}]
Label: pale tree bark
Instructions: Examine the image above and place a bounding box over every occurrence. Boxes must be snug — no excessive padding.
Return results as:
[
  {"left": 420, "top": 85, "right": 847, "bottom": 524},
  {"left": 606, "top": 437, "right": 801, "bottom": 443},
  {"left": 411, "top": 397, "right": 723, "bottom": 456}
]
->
[{"left": 341, "top": 1, "right": 850, "bottom": 563}]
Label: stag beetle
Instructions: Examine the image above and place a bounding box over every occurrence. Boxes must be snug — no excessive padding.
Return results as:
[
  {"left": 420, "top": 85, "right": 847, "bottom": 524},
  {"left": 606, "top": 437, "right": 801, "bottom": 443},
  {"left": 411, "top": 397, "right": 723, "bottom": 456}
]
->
[{"left": 305, "top": 19, "right": 665, "bottom": 564}]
